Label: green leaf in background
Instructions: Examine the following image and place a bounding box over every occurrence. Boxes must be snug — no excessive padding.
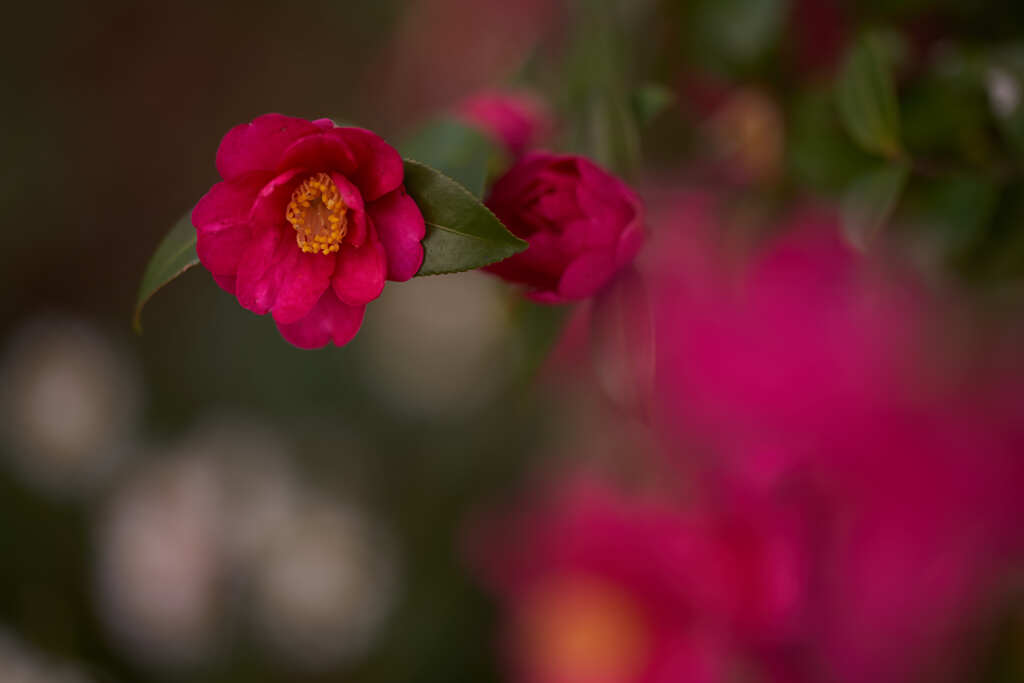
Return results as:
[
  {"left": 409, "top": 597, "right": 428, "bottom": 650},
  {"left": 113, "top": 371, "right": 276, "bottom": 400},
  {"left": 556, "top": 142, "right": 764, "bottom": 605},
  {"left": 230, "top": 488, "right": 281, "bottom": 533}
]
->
[
  {"left": 952, "top": 180, "right": 1024, "bottom": 281},
  {"left": 919, "top": 174, "right": 999, "bottom": 261},
  {"left": 841, "top": 162, "right": 910, "bottom": 251},
  {"left": 788, "top": 88, "right": 875, "bottom": 193},
  {"left": 837, "top": 32, "right": 904, "bottom": 160},
  {"left": 133, "top": 210, "right": 198, "bottom": 333},
  {"left": 400, "top": 117, "right": 502, "bottom": 198},
  {"left": 403, "top": 160, "right": 527, "bottom": 276},
  {"left": 631, "top": 83, "right": 677, "bottom": 128}
]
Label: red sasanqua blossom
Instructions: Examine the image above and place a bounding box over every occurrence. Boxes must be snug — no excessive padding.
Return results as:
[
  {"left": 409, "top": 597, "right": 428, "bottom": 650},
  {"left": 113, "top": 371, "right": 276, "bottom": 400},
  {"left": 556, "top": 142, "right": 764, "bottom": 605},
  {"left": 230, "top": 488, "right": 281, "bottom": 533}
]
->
[{"left": 193, "top": 114, "right": 425, "bottom": 349}]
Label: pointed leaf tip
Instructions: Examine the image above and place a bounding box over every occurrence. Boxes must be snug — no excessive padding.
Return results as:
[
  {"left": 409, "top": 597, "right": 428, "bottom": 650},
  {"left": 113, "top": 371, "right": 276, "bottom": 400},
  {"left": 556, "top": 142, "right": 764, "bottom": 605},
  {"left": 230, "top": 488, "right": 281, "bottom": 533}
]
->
[
  {"left": 403, "top": 160, "right": 527, "bottom": 276},
  {"left": 133, "top": 210, "right": 199, "bottom": 333}
]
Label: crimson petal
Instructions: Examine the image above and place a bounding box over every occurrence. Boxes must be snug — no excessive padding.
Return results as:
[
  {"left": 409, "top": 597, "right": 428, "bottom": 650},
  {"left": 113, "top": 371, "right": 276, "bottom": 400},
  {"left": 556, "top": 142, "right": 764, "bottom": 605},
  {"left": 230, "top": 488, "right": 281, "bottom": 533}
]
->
[
  {"left": 216, "top": 114, "right": 321, "bottom": 180},
  {"left": 276, "top": 291, "right": 366, "bottom": 349},
  {"left": 368, "top": 187, "right": 425, "bottom": 282}
]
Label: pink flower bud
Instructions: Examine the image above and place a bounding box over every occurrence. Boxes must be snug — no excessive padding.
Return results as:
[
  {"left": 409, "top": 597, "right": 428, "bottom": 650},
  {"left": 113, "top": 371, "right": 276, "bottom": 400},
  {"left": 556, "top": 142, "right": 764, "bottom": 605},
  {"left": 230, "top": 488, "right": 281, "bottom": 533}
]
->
[
  {"left": 485, "top": 153, "right": 645, "bottom": 303},
  {"left": 456, "top": 90, "right": 553, "bottom": 158}
]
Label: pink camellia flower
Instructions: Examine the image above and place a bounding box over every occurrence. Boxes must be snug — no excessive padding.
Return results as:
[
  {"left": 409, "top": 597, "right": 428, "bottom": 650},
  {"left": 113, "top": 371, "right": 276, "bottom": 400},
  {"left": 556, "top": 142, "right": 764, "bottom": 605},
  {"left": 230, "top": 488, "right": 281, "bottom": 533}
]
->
[
  {"left": 643, "top": 197, "right": 933, "bottom": 486},
  {"left": 456, "top": 90, "right": 553, "bottom": 158},
  {"left": 635, "top": 190, "right": 1024, "bottom": 681},
  {"left": 485, "top": 153, "right": 644, "bottom": 303},
  {"left": 469, "top": 476, "right": 809, "bottom": 683},
  {"left": 192, "top": 114, "right": 425, "bottom": 349},
  {"left": 511, "top": 186, "right": 1024, "bottom": 683},
  {"left": 811, "top": 410, "right": 1022, "bottom": 683}
]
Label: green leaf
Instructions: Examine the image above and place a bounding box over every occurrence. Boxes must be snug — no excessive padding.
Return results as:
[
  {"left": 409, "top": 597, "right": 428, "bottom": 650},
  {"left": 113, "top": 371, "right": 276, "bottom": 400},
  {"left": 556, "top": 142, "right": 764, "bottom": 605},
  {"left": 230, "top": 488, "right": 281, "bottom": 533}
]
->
[
  {"left": 919, "top": 174, "right": 999, "bottom": 258},
  {"left": 841, "top": 162, "right": 910, "bottom": 251},
  {"left": 631, "top": 83, "right": 677, "bottom": 128},
  {"left": 403, "top": 160, "right": 527, "bottom": 276},
  {"left": 837, "top": 32, "right": 904, "bottom": 159},
  {"left": 788, "top": 87, "right": 874, "bottom": 193},
  {"left": 400, "top": 117, "right": 502, "bottom": 198},
  {"left": 133, "top": 210, "right": 198, "bottom": 333}
]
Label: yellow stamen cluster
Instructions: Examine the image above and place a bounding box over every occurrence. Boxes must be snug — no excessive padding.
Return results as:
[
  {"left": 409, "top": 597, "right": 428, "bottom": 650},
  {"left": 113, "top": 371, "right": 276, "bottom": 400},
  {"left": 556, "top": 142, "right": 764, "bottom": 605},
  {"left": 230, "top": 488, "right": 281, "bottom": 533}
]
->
[{"left": 285, "top": 172, "right": 348, "bottom": 255}]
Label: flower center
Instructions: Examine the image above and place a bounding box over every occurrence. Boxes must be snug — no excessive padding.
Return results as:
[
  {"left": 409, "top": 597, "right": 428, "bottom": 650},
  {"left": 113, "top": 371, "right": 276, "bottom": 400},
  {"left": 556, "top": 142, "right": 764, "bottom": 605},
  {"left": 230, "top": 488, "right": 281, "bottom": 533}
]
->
[{"left": 285, "top": 173, "right": 348, "bottom": 255}]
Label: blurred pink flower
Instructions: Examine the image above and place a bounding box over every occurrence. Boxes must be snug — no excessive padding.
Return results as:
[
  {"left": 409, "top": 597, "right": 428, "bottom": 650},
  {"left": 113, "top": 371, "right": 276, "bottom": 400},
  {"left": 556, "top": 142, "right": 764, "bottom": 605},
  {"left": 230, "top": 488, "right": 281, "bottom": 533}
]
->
[
  {"left": 470, "top": 477, "right": 810, "bottom": 683},
  {"left": 456, "top": 90, "right": 553, "bottom": 158},
  {"left": 639, "top": 191, "right": 1024, "bottom": 681},
  {"left": 485, "top": 153, "right": 645, "bottom": 303},
  {"left": 647, "top": 199, "right": 933, "bottom": 485},
  {"left": 812, "top": 412, "right": 1017, "bottom": 683},
  {"left": 193, "top": 114, "right": 425, "bottom": 349}
]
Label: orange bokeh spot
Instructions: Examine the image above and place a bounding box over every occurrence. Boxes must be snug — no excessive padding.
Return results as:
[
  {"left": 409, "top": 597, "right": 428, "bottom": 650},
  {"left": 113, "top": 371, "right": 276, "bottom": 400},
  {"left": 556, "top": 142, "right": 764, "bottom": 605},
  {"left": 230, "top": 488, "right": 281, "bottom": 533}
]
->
[{"left": 520, "top": 575, "right": 650, "bottom": 683}]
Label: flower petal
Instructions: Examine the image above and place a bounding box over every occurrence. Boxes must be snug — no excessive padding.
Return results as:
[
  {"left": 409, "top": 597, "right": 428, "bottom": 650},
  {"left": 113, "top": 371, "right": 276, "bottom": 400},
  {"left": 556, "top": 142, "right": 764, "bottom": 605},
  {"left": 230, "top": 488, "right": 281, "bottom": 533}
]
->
[
  {"left": 556, "top": 249, "right": 617, "bottom": 300},
  {"left": 456, "top": 90, "right": 552, "bottom": 157},
  {"left": 235, "top": 226, "right": 335, "bottom": 321},
  {"left": 525, "top": 289, "right": 566, "bottom": 304},
  {"left": 486, "top": 152, "right": 558, "bottom": 207},
  {"left": 196, "top": 224, "right": 249, "bottom": 275},
  {"left": 368, "top": 187, "right": 425, "bottom": 281},
  {"left": 216, "top": 114, "right": 321, "bottom": 180},
  {"left": 332, "top": 238, "right": 386, "bottom": 306},
  {"left": 235, "top": 227, "right": 291, "bottom": 315},
  {"left": 575, "top": 158, "right": 640, "bottom": 248},
  {"left": 484, "top": 229, "right": 566, "bottom": 294},
  {"left": 616, "top": 220, "right": 646, "bottom": 267},
  {"left": 330, "top": 172, "right": 368, "bottom": 247},
  {"left": 329, "top": 127, "right": 404, "bottom": 201},
  {"left": 211, "top": 272, "right": 236, "bottom": 295},
  {"left": 276, "top": 292, "right": 366, "bottom": 349},
  {"left": 249, "top": 168, "right": 308, "bottom": 228},
  {"left": 278, "top": 132, "right": 356, "bottom": 178},
  {"left": 192, "top": 172, "right": 269, "bottom": 233},
  {"left": 271, "top": 250, "right": 337, "bottom": 325},
  {"left": 277, "top": 127, "right": 403, "bottom": 202}
]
